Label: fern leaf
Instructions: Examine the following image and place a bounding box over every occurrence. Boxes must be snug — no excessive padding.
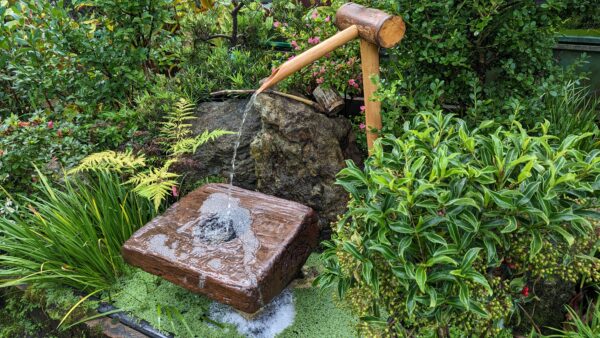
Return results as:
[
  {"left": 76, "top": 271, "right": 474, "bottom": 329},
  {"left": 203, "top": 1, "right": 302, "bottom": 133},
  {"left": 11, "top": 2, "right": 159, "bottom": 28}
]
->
[
  {"left": 169, "top": 129, "right": 234, "bottom": 156},
  {"left": 69, "top": 151, "right": 146, "bottom": 174},
  {"left": 127, "top": 165, "right": 180, "bottom": 211},
  {"left": 159, "top": 98, "right": 199, "bottom": 153},
  {"left": 192, "top": 129, "right": 236, "bottom": 153}
]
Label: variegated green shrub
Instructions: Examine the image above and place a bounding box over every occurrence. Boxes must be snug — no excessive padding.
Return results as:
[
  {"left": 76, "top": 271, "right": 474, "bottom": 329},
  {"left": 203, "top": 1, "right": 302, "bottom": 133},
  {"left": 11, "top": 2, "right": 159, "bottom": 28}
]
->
[{"left": 317, "top": 111, "right": 600, "bottom": 337}]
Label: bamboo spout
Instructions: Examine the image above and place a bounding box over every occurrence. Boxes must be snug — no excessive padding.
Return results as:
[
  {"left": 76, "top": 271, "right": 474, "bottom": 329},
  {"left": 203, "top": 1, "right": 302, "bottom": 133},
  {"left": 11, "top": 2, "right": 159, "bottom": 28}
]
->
[{"left": 256, "top": 25, "right": 359, "bottom": 94}]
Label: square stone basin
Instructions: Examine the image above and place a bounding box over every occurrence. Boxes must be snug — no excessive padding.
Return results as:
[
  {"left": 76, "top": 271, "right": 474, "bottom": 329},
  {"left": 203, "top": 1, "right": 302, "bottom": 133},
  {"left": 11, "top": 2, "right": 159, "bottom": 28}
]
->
[{"left": 122, "top": 183, "right": 319, "bottom": 313}]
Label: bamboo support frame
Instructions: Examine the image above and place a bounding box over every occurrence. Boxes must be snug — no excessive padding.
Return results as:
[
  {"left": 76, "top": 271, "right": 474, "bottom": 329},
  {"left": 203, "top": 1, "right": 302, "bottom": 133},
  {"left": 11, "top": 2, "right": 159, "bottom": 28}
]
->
[
  {"left": 360, "top": 39, "right": 382, "bottom": 151},
  {"left": 255, "top": 3, "right": 405, "bottom": 153}
]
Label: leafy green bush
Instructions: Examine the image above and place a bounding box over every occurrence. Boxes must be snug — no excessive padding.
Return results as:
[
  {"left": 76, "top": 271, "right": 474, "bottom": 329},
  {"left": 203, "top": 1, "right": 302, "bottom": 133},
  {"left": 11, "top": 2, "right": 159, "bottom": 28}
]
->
[
  {"left": 0, "top": 0, "right": 191, "bottom": 115},
  {"left": 171, "top": 1, "right": 276, "bottom": 98},
  {"left": 0, "top": 113, "right": 92, "bottom": 194},
  {"left": 562, "top": 0, "right": 600, "bottom": 30},
  {"left": 369, "top": 0, "right": 576, "bottom": 126},
  {"left": 317, "top": 112, "right": 600, "bottom": 336},
  {"left": 0, "top": 171, "right": 155, "bottom": 292}
]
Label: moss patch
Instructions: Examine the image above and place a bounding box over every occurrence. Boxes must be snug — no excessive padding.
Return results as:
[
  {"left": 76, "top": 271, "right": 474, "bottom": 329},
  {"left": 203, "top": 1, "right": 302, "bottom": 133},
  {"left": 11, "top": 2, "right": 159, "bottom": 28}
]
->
[
  {"left": 559, "top": 28, "right": 600, "bottom": 37},
  {"left": 278, "top": 287, "right": 357, "bottom": 338},
  {"left": 111, "top": 254, "right": 358, "bottom": 337}
]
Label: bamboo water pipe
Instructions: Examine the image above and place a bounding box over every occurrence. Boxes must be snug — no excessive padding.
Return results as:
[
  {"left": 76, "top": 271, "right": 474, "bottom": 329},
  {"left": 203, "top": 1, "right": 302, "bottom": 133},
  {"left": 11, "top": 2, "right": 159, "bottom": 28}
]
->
[{"left": 257, "top": 3, "right": 405, "bottom": 153}]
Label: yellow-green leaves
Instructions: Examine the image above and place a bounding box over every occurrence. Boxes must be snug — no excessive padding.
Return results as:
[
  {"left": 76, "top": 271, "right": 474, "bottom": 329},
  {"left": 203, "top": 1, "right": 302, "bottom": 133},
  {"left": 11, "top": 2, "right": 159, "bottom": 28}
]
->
[{"left": 321, "top": 111, "right": 600, "bottom": 334}]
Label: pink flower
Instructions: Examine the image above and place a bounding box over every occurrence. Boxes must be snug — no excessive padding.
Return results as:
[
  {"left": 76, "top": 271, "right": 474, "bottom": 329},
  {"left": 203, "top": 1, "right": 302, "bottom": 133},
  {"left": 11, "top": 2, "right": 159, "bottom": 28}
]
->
[
  {"left": 325, "top": 16, "right": 331, "bottom": 22},
  {"left": 348, "top": 79, "right": 360, "bottom": 89},
  {"left": 308, "top": 36, "right": 320, "bottom": 45},
  {"left": 360, "top": 105, "right": 366, "bottom": 113},
  {"left": 273, "top": 21, "right": 281, "bottom": 28},
  {"left": 47, "top": 120, "right": 54, "bottom": 129},
  {"left": 171, "top": 185, "right": 179, "bottom": 197},
  {"left": 291, "top": 40, "right": 299, "bottom": 50},
  {"left": 316, "top": 77, "right": 324, "bottom": 84},
  {"left": 311, "top": 11, "right": 319, "bottom": 20},
  {"left": 359, "top": 123, "right": 366, "bottom": 130},
  {"left": 312, "top": 72, "right": 319, "bottom": 77}
]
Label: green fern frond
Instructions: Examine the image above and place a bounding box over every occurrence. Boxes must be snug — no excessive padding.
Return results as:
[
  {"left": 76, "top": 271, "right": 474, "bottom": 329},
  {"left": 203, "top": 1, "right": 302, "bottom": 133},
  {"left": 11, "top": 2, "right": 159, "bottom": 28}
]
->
[
  {"left": 127, "top": 165, "right": 180, "bottom": 211},
  {"left": 159, "top": 98, "right": 197, "bottom": 151},
  {"left": 68, "top": 150, "right": 146, "bottom": 175},
  {"left": 193, "top": 129, "right": 236, "bottom": 152},
  {"left": 170, "top": 138, "right": 198, "bottom": 156},
  {"left": 171, "top": 129, "right": 235, "bottom": 156}
]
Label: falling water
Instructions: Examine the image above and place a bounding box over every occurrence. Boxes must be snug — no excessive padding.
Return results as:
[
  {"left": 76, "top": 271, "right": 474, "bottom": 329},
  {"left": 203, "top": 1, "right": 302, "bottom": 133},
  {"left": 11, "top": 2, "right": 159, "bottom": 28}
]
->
[{"left": 226, "top": 93, "right": 258, "bottom": 216}]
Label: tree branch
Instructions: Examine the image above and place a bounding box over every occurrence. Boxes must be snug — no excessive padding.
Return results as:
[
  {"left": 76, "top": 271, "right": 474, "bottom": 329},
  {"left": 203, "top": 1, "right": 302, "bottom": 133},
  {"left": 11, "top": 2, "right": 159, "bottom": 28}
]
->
[
  {"left": 230, "top": 1, "right": 244, "bottom": 47},
  {"left": 210, "top": 89, "right": 326, "bottom": 113}
]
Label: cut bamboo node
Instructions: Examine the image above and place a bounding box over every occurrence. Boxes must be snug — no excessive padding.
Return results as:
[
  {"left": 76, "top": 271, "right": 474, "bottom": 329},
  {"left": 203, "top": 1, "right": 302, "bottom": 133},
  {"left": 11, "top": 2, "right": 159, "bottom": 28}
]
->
[{"left": 335, "top": 2, "right": 405, "bottom": 49}]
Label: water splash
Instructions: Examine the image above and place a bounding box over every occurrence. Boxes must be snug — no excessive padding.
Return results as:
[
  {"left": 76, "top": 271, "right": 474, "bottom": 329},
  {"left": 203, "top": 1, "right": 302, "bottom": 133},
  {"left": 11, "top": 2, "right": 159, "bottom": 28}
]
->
[
  {"left": 209, "top": 288, "right": 295, "bottom": 338},
  {"left": 226, "top": 93, "right": 258, "bottom": 217}
]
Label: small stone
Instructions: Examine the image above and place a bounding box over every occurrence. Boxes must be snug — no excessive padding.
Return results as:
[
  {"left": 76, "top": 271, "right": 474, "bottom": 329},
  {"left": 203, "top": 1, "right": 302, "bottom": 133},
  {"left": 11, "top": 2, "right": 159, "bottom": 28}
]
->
[{"left": 194, "top": 212, "right": 236, "bottom": 244}]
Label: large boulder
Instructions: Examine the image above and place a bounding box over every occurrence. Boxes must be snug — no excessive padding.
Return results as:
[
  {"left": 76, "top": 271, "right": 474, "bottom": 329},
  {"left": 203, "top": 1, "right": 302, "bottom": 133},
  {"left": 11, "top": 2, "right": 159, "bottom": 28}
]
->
[
  {"left": 190, "top": 93, "right": 361, "bottom": 232},
  {"left": 190, "top": 99, "right": 260, "bottom": 189}
]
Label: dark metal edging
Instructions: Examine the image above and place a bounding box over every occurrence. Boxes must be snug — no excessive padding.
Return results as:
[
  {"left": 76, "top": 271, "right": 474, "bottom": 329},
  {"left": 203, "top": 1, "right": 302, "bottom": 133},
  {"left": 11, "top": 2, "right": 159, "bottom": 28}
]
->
[{"left": 95, "top": 301, "right": 175, "bottom": 338}]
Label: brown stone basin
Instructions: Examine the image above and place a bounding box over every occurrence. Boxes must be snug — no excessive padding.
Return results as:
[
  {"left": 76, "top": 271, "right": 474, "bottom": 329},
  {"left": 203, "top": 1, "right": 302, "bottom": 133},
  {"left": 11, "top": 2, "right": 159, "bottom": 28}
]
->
[{"left": 122, "top": 183, "right": 319, "bottom": 313}]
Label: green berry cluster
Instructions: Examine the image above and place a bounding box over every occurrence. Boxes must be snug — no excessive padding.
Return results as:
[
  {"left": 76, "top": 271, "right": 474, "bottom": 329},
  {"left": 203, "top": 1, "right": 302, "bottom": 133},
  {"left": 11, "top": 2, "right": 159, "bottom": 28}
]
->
[
  {"left": 451, "top": 277, "right": 513, "bottom": 336},
  {"left": 508, "top": 230, "right": 600, "bottom": 283}
]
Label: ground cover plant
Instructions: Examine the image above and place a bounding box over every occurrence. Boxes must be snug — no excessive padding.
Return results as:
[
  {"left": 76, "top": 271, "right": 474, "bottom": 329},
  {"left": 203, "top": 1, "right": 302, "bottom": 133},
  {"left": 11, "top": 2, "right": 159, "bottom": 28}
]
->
[
  {"left": 318, "top": 111, "right": 600, "bottom": 336},
  {"left": 110, "top": 255, "right": 358, "bottom": 338}
]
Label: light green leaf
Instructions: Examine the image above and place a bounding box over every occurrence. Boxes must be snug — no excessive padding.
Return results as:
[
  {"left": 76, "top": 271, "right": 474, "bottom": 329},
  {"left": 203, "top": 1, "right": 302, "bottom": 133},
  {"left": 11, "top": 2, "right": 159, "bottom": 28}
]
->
[
  {"left": 459, "top": 282, "right": 470, "bottom": 309},
  {"left": 529, "top": 230, "right": 542, "bottom": 260},
  {"left": 423, "top": 232, "right": 447, "bottom": 247},
  {"left": 416, "top": 266, "right": 427, "bottom": 293},
  {"left": 501, "top": 216, "right": 517, "bottom": 233},
  {"left": 549, "top": 225, "right": 574, "bottom": 246},
  {"left": 447, "top": 197, "right": 479, "bottom": 209}
]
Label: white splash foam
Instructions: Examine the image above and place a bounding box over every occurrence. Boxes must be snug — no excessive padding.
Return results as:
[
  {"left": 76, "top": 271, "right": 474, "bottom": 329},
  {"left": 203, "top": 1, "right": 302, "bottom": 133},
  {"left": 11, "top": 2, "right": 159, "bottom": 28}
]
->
[{"left": 209, "top": 289, "right": 295, "bottom": 338}]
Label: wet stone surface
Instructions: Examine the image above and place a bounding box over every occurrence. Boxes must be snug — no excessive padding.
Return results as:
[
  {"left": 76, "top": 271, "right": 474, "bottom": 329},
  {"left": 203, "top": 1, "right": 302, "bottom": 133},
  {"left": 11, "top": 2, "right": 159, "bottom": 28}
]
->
[
  {"left": 194, "top": 212, "right": 236, "bottom": 244},
  {"left": 122, "top": 183, "right": 319, "bottom": 314}
]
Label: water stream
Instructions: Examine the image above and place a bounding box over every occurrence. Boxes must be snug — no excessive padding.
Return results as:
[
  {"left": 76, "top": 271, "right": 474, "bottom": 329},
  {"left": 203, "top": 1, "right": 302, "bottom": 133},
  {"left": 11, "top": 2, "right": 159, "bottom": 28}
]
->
[{"left": 226, "top": 93, "right": 258, "bottom": 217}]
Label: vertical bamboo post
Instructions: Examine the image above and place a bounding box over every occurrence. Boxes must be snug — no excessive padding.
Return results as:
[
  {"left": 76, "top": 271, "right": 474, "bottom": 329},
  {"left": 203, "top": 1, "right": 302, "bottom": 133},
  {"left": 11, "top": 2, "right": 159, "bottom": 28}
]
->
[{"left": 359, "top": 39, "right": 381, "bottom": 153}]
